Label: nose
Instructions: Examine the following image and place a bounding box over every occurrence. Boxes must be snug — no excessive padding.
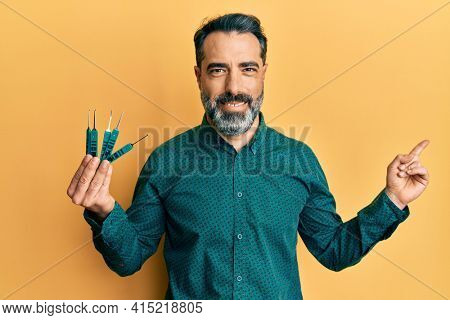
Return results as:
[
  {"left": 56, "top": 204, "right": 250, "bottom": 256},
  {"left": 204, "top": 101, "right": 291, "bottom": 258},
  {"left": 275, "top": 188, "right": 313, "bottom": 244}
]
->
[{"left": 224, "top": 68, "right": 242, "bottom": 96}]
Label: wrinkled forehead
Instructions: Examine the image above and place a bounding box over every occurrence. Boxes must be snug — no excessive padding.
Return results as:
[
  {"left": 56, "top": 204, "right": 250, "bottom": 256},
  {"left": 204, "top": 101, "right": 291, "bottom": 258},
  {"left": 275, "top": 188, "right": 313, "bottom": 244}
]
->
[{"left": 201, "top": 31, "right": 262, "bottom": 66}]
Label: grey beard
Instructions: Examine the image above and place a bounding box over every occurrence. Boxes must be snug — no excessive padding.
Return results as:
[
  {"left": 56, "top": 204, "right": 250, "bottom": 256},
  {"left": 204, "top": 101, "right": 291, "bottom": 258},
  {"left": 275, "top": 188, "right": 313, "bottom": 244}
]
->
[{"left": 200, "top": 90, "right": 264, "bottom": 136}]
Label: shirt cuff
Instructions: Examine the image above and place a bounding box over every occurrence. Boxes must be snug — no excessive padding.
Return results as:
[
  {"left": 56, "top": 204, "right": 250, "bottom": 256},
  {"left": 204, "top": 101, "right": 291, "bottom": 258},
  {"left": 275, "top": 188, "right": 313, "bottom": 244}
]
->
[
  {"left": 380, "top": 188, "right": 410, "bottom": 222},
  {"left": 357, "top": 188, "right": 411, "bottom": 242},
  {"left": 83, "top": 201, "right": 121, "bottom": 234},
  {"left": 83, "top": 201, "right": 130, "bottom": 251}
]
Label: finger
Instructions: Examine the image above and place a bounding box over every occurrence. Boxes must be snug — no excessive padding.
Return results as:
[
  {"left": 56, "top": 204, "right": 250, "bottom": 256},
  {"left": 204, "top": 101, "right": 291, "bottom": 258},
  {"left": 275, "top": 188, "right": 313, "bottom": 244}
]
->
[
  {"left": 67, "top": 154, "right": 93, "bottom": 198},
  {"left": 399, "top": 153, "right": 415, "bottom": 164},
  {"left": 399, "top": 160, "right": 419, "bottom": 171},
  {"left": 97, "top": 165, "right": 113, "bottom": 196},
  {"left": 391, "top": 154, "right": 414, "bottom": 168},
  {"left": 397, "top": 170, "right": 408, "bottom": 178},
  {"left": 407, "top": 166, "right": 429, "bottom": 180},
  {"left": 408, "top": 139, "right": 430, "bottom": 157},
  {"left": 103, "top": 165, "right": 113, "bottom": 187},
  {"left": 83, "top": 160, "right": 110, "bottom": 206},
  {"left": 407, "top": 161, "right": 420, "bottom": 171},
  {"left": 72, "top": 156, "right": 101, "bottom": 205}
]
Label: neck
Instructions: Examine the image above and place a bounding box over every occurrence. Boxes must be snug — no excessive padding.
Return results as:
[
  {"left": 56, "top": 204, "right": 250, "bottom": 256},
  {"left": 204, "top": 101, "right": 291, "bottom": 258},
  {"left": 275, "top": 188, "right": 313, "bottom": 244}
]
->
[{"left": 206, "top": 113, "right": 260, "bottom": 152}]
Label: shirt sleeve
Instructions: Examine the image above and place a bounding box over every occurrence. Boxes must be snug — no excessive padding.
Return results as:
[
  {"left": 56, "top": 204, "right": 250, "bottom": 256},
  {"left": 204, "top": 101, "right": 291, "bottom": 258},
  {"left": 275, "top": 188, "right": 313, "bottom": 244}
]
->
[
  {"left": 297, "top": 144, "right": 410, "bottom": 272},
  {"left": 83, "top": 152, "right": 166, "bottom": 277}
]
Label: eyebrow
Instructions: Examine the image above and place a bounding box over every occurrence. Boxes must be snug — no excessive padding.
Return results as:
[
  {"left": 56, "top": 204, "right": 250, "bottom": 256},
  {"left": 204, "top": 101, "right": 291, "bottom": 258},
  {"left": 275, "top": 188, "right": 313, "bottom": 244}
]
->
[{"left": 206, "top": 61, "right": 260, "bottom": 70}]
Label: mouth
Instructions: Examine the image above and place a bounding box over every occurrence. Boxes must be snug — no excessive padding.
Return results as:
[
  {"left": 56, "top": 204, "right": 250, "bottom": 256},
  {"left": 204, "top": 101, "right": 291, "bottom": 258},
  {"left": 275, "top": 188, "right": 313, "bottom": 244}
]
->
[{"left": 220, "top": 101, "right": 247, "bottom": 108}]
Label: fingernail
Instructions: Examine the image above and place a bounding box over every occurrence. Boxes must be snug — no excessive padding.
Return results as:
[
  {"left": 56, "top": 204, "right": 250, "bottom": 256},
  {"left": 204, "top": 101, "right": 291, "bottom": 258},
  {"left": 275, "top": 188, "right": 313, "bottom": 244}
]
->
[{"left": 101, "top": 160, "right": 109, "bottom": 168}]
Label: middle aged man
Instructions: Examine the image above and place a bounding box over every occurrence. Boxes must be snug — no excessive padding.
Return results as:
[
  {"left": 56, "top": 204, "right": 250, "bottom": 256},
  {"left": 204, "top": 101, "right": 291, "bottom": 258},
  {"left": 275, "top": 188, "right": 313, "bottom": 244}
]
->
[{"left": 67, "top": 13, "right": 430, "bottom": 299}]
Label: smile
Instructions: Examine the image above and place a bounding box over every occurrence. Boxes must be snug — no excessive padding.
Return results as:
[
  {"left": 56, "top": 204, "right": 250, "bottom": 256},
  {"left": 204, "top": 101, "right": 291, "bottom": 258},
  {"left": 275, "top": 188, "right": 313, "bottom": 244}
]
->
[{"left": 221, "top": 101, "right": 246, "bottom": 107}]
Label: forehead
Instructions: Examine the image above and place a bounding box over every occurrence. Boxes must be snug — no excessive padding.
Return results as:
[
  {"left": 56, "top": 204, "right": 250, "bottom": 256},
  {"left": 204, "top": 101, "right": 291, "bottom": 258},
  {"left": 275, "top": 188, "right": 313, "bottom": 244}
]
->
[{"left": 202, "top": 31, "right": 262, "bottom": 64}]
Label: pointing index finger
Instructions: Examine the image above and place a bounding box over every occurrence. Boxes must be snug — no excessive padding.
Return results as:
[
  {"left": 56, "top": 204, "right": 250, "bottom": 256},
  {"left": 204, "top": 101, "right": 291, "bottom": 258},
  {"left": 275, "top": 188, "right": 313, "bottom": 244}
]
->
[{"left": 409, "top": 139, "right": 430, "bottom": 156}]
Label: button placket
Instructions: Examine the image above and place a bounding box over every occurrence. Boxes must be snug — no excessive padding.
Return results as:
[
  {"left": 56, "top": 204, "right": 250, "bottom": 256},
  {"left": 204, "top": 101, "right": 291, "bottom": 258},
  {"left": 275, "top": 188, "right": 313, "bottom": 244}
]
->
[{"left": 232, "top": 151, "right": 245, "bottom": 294}]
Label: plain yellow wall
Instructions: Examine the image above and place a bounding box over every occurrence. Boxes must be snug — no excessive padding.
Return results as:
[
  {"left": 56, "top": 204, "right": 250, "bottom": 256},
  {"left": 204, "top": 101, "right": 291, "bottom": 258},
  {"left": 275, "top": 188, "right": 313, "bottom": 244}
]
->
[{"left": 1, "top": 0, "right": 449, "bottom": 300}]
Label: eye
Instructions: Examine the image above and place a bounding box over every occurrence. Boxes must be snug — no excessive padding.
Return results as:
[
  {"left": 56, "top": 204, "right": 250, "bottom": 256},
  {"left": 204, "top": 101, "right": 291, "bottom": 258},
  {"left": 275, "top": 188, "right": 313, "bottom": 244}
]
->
[
  {"left": 209, "top": 69, "right": 225, "bottom": 74},
  {"left": 243, "top": 68, "right": 257, "bottom": 72}
]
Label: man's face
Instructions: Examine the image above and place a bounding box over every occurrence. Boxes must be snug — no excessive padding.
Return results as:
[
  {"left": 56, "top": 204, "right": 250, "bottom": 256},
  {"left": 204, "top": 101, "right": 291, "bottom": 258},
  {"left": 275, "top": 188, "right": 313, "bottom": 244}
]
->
[{"left": 194, "top": 31, "right": 268, "bottom": 136}]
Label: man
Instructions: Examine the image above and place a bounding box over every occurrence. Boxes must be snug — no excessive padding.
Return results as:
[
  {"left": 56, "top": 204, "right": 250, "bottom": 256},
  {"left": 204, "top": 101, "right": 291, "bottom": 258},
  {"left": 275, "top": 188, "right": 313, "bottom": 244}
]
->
[{"left": 67, "top": 13, "right": 430, "bottom": 299}]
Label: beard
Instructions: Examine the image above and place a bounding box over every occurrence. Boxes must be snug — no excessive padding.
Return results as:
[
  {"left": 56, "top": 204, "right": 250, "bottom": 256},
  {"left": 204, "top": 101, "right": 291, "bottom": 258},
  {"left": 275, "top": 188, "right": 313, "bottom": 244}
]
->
[{"left": 200, "top": 88, "right": 264, "bottom": 136}]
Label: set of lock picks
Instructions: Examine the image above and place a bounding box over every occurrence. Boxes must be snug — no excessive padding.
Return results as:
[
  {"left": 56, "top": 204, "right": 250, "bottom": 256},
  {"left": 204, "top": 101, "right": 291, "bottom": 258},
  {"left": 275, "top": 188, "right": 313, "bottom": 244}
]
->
[{"left": 86, "top": 109, "right": 148, "bottom": 163}]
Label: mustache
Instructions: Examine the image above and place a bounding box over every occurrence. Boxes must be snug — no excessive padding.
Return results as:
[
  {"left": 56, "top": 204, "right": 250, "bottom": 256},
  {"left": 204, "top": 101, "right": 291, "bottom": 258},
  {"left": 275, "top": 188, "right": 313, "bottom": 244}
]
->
[{"left": 215, "top": 92, "right": 253, "bottom": 105}]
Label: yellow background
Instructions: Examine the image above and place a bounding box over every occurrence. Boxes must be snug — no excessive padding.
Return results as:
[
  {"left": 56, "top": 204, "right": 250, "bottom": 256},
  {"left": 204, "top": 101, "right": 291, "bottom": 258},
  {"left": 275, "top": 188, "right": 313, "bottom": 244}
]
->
[{"left": 1, "top": 0, "right": 449, "bottom": 299}]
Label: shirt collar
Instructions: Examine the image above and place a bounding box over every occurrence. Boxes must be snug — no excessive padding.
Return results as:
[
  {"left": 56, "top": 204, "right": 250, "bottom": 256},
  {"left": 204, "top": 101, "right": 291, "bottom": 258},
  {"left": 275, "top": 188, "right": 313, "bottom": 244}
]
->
[{"left": 198, "top": 111, "right": 267, "bottom": 155}]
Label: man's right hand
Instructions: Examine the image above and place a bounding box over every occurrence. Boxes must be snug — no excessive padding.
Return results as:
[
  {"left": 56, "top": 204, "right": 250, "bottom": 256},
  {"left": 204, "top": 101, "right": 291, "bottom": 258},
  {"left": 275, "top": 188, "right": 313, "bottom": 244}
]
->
[{"left": 67, "top": 154, "right": 115, "bottom": 221}]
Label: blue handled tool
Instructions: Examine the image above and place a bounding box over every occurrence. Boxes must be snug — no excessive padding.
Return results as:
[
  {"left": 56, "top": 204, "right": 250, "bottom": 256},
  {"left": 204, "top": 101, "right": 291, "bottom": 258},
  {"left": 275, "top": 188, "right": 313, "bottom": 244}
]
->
[
  {"left": 106, "top": 134, "right": 148, "bottom": 163},
  {"left": 86, "top": 109, "right": 91, "bottom": 155},
  {"left": 102, "top": 111, "right": 124, "bottom": 160},
  {"left": 100, "top": 110, "right": 113, "bottom": 160},
  {"left": 86, "top": 109, "right": 98, "bottom": 156}
]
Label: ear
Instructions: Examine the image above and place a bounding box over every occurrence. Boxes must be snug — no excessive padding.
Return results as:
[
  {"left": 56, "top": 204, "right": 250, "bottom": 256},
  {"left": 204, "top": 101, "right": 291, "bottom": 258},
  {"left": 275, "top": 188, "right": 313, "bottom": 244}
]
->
[
  {"left": 194, "top": 66, "right": 201, "bottom": 90},
  {"left": 261, "top": 63, "right": 268, "bottom": 81}
]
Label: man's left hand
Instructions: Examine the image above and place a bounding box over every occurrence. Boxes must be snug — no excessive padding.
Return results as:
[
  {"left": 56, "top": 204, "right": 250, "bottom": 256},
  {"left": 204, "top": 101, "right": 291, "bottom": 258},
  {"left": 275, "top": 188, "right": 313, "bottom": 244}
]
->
[{"left": 385, "top": 140, "right": 430, "bottom": 210}]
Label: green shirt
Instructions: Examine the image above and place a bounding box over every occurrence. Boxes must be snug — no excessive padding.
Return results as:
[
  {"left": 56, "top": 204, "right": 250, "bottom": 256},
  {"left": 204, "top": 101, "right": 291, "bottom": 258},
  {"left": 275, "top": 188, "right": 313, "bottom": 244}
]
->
[{"left": 84, "top": 111, "right": 410, "bottom": 300}]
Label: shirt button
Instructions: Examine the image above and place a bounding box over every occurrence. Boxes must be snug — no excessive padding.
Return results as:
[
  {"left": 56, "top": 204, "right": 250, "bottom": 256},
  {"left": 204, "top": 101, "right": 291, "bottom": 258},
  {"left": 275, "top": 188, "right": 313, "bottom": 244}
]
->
[
  {"left": 237, "top": 234, "right": 242, "bottom": 240},
  {"left": 237, "top": 192, "right": 243, "bottom": 198},
  {"left": 236, "top": 275, "right": 242, "bottom": 281}
]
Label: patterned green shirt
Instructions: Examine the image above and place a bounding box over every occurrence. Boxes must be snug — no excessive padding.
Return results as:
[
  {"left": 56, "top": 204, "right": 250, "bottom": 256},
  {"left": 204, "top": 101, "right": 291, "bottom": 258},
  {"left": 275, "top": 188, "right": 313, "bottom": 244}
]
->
[{"left": 83, "top": 111, "right": 410, "bottom": 300}]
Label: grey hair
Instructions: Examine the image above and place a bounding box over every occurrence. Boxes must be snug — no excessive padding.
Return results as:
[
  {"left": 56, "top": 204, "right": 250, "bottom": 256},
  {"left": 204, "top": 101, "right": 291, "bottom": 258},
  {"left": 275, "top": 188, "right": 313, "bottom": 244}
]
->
[{"left": 194, "top": 13, "right": 268, "bottom": 68}]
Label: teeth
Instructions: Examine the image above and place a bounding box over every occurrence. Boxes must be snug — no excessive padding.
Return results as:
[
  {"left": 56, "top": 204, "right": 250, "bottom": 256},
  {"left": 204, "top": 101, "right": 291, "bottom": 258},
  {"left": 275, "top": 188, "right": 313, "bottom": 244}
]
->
[{"left": 225, "top": 102, "right": 245, "bottom": 107}]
